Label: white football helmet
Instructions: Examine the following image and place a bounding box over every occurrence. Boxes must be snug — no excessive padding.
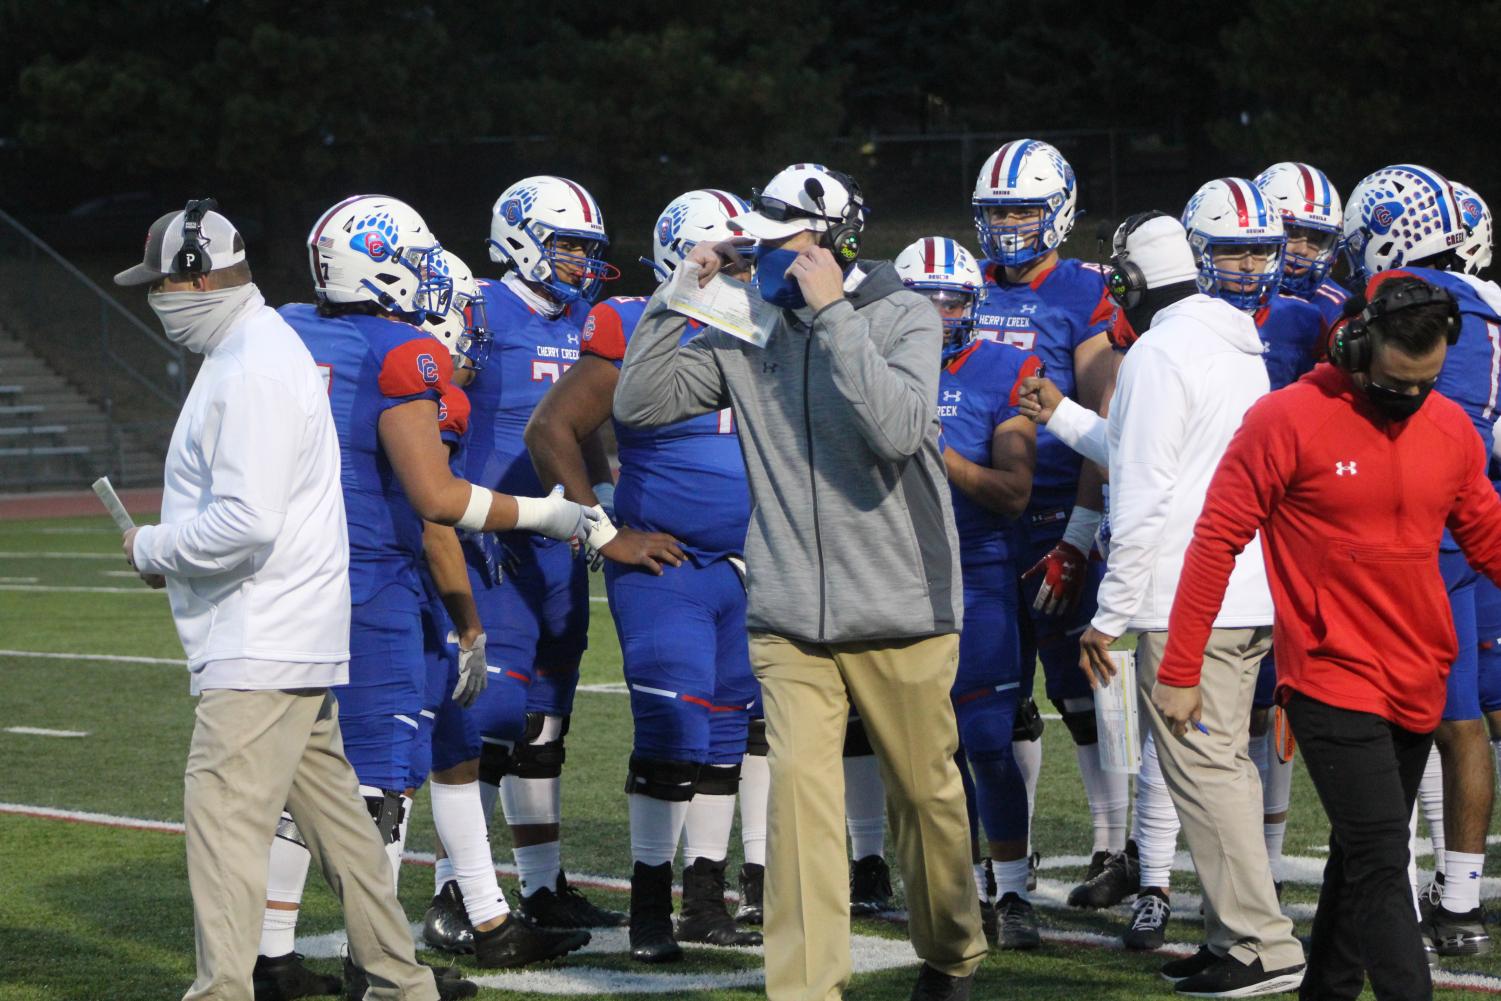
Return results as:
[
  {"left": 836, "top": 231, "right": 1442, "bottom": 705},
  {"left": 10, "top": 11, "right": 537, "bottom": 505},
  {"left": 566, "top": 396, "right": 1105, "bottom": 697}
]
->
[
  {"left": 893, "top": 237, "right": 985, "bottom": 359},
  {"left": 421, "top": 253, "right": 492, "bottom": 370},
  {"left": 307, "top": 195, "right": 453, "bottom": 317},
  {"left": 1343, "top": 164, "right": 1465, "bottom": 281},
  {"left": 645, "top": 189, "right": 752, "bottom": 281},
  {"left": 972, "top": 139, "right": 1078, "bottom": 268},
  {"left": 1254, "top": 162, "right": 1343, "bottom": 298},
  {"left": 1182, "top": 177, "right": 1286, "bottom": 311},
  {"left": 488, "top": 175, "right": 614, "bottom": 303},
  {"left": 1453, "top": 181, "right": 1494, "bottom": 276}
]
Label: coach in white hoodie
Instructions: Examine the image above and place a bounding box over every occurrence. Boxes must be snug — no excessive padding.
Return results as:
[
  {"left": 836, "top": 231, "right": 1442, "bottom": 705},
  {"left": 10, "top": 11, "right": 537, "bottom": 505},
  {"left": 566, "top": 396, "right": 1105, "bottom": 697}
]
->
[
  {"left": 115, "top": 205, "right": 442, "bottom": 1001},
  {"left": 1024, "top": 214, "right": 1304, "bottom": 995}
]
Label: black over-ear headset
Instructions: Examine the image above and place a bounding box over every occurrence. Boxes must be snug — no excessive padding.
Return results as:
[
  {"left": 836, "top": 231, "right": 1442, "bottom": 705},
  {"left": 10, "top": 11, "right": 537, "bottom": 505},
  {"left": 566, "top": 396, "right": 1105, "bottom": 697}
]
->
[
  {"left": 1329, "top": 277, "right": 1462, "bottom": 373},
  {"left": 1105, "top": 210, "right": 1170, "bottom": 310},
  {"left": 802, "top": 171, "right": 866, "bottom": 266},
  {"left": 174, "top": 197, "right": 218, "bottom": 276}
]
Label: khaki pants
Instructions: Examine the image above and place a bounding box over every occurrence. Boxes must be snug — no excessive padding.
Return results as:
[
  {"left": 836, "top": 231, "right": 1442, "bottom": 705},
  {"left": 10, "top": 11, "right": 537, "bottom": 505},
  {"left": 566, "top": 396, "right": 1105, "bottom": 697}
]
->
[
  {"left": 750, "top": 632, "right": 986, "bottom": 1001},
  {"left": 1136, "top": 628, "right": 1303, "bottom": 971},
  {"left": 182, "top": 688, "right": 438, "bottom": 1001}
]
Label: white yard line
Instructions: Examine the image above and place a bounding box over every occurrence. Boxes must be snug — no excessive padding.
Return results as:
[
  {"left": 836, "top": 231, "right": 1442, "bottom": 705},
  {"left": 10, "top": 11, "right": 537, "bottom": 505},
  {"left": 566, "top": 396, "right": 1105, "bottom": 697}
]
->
[
  {"left": 0, "top": 551, "right": 122, "bottom": 559},
  {"left": 0, "top": 649, "right": 186, "bottom": 665},
  {"left": 3, "top": 727, "right": 89, "bottom": 738},
  {"left": 0, "top": 576, "right": 39, "bottom": 583},
  {"left": 0, "top": 584, "right": 165, "bottom": 595}
]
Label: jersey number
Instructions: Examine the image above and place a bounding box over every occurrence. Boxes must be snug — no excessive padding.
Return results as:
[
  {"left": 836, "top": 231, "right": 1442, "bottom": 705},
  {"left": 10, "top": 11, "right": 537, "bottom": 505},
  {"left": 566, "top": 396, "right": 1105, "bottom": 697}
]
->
[{"left": 531, "top": 360, "right": 573, "bottom": 384}]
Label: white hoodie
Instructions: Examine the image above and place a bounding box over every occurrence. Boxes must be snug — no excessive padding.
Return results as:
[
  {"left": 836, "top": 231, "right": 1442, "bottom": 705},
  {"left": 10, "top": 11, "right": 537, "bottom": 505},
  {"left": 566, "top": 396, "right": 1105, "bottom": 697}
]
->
[{"left": 1067, "top": 293, "right": 1274, "bottom": 636}]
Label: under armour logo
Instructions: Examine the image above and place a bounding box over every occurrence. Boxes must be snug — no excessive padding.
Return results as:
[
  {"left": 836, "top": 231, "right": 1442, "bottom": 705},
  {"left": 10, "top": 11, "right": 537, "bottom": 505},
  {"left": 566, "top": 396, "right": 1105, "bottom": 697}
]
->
[
  {"left": 1020, "top": 303, "right": 1038, "bottom": 314},
  {"left": 1335, "top": 461, "right": 1358, "bottom": 476},
  {"left": 942, "top": 390, "right": 963, "bottom": 402},
  {"left": 762, "top": 361, "right": 779, "bottom": 373}
]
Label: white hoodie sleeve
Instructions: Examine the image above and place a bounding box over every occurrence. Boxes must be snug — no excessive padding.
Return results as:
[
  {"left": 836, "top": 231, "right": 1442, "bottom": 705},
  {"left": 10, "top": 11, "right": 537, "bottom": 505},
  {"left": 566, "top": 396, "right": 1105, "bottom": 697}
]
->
[
  {"left": 1046, "top": 396, "right": 1111, "bottom": 466},
  {"left": 1091, "top": 346, "right": 1190, "bottom": 636},
  {"left": 133, "top": 371, "right": 297, "bottom": 577}
]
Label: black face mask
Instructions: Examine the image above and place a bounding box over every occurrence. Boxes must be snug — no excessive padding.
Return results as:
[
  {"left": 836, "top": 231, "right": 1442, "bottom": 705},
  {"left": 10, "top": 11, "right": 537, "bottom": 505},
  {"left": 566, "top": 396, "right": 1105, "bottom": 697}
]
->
[{"left": 1363, "top": 380, "right": 1432, "bottom": 423}]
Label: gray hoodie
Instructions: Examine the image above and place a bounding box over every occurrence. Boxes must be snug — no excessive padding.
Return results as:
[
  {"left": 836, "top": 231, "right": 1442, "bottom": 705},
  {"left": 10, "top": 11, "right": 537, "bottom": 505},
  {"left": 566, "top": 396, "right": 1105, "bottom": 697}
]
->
[{"left": 613, "top": 261, "right": 963, "bottom": 643}]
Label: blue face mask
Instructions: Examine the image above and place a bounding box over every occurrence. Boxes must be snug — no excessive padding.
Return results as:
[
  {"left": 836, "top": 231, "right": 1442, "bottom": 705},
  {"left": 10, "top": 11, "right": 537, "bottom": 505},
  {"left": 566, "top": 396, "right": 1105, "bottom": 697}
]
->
[{"left": 754, "top": 246, "right": 806, "bottom": 309}]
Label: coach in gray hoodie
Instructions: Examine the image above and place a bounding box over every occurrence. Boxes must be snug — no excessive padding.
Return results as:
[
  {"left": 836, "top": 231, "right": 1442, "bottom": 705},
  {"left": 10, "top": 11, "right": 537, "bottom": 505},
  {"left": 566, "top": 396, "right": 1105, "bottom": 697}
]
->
[{"left": 614, "top": 165, "right": 985, "bottom": 1001}]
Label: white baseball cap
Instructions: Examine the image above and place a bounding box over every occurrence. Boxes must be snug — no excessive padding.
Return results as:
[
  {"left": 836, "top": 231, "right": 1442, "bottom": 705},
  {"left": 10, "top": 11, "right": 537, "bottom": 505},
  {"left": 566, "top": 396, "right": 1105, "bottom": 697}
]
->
[
  {"left": 114, "top": 205, "right": 247, "bottom": 286},
  {"left": 1121, "top": 215, "right": 1198, "bottom": 289},
  {"left": 730, "top": 164, "right": 861, "bottom": 242}
]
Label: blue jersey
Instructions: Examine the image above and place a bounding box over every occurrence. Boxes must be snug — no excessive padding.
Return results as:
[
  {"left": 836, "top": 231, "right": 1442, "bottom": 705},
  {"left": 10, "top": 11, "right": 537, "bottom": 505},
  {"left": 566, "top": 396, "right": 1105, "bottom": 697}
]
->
[
  {"left": 464, "top": 278, "right": 590, "bottom": 499},
  {"left": 1309, "top": 278, "right": 1350, "bottom": 352},
  {"left": 1254, "top": 294, "right": 1323, "bottom": 391},
  {"left": 581, "top": 295, "right": 751, "bottom": 565},
  {"left": 1407, "top": 267, "right": 1501, "bottom": 455},
  {"left": 281, "top": 304, "right": 446, "bottom": 603},
  {"left": 974, "top": 257, "right": 1115, "bottom": 519},
  {"left": 938, "top": 339, "right": 1038, "bottom": 567}
]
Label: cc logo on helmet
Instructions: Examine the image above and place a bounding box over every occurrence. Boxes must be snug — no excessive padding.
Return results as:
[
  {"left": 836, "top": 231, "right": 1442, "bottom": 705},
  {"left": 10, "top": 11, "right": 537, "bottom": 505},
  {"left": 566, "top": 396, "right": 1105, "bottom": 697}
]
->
[
  {"left": 1370, "top": 201, "right": 1401, "bottom": 234},
  {"left": 657, "top": 215, "right": 676, "bottom": 247},
  {"left": 1463, "top": 198, "right": 1484, "bottom": 228},
  {"left": 502, "top": 198, "right": 526, "bottom": 226},
  {"left": 351, "top": 231, "right": 390, "bottom": 261}
]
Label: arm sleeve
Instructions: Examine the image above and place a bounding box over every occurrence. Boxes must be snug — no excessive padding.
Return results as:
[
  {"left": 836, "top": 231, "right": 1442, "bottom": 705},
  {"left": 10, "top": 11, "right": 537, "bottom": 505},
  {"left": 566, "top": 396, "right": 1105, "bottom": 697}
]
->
[
  {"left": 1157, "top": 397, "right": 1298, "bottom": 686},
  {"left": 812, "top": 297, "right": 941, "bottom": 461},
  {"left": 133, "top": 372, "right": 299, "bottom": 577},
  {"left": 1046, "top": 396, "right": 1110, "bottom": 467},
  {"left": 613, "top": 287, "right": 728, "bottom": 427},
  {"left": 1091, "top": 349, "right": 1190, "bottom": 636},
  {"left": 1447, "top": 432, "right": 1501, "bottom": 584}
]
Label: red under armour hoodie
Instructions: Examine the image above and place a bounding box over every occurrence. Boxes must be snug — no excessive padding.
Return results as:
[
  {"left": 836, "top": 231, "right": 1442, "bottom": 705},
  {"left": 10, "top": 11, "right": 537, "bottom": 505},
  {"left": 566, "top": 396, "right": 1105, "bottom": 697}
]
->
[{"left": 1157, "top": 363, "right": 1501, "bottom": 732}]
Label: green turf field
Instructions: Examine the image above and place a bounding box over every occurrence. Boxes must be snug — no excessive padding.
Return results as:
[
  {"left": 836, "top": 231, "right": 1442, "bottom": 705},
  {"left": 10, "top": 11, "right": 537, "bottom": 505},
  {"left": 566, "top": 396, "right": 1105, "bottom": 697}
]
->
[{"left": 2, "top": 515, "right": 1498, "bottom": 1000}]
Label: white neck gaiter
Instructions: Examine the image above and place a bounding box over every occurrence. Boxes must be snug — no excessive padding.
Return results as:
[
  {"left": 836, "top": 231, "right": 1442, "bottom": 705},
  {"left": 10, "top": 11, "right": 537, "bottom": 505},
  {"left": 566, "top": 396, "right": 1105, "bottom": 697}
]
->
[
  {"left": 147, "top": 283, "right": 262, "bottom": 354},
  {"left": 502, "top": 272, "right": 566, "bottom": 319}
]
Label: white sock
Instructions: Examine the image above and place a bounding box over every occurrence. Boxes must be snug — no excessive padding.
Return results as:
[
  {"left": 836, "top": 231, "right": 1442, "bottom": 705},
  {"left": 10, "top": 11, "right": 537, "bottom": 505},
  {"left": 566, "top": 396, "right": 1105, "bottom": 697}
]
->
[
  {"left": 260, "top": 816, "right": 309, "bottom": 957},
  {"left": 996, "top": 857, "right": 1031, "bottom": 901},
  {"left": 973, "top": 861, "right": 990, "bottom": 903},
  {"left": 1013, "top": 737, "right": 1042, "bottom": 853},
  {"left": 1442, "top": 850, "right": 1485, "bottom": 913},
  {"left": 479, "top": 779, "right": 501, "bottom": 829},
  {"left": 435, "top": 856, "right": 456, "bottom": 894},
  {"left": 1419, "top": 745, "right": 1445, "bottom": 859},
  {"left": 629, "top": 793, "right": 689, "bottom": 866},
  {"left": 1263, "top": 752, "right": 1293, "bottom": 818},
  {"left": 844, "top": 754, "right": 887, "bottom": 859},
  {"left": 684, "top": 792, "right": 737, "bottom": 863},
  {"left": 430, "top": 780, "right": 509, "bottom": 925},
  {"left": 390, "top": 794, "right": 412, "bottom": 889},
  {"left": 1264, "top": 822, "right": 1288, "bottom": 883},
  {"left": 514, "top": 841, "right": 562, "bottom": 898},
  {"left": 1409, "top": 804, "right": 1424, "bottom": 910},
  {"left": 1076, "top": 743, "right": 1129, "bottom": 853},
  {"left": 1249, "top": 730, "right": 1271, "bottom": 790},
  {"left": 740, "top": 753, "right": 770, "bottom": 867},
  {"left": 1132, "top": 734, "right": 1179, "bottom": 890}
]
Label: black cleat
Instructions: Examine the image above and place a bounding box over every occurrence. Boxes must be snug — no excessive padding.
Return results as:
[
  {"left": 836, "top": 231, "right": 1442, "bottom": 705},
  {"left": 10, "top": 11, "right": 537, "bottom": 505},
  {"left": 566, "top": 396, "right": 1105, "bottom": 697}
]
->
[
  {"left": 518, "top": 872, "right": 627, "bottom": 929},
  {"left": 676, "top": 857, "right": 762, "bottom": 946},
  {"left": 735, "top": 863, "right": 764, "bottom": 925},
  {"left": 422, "top": 880, "right": 476, "bottom": 954},
  {"left": 1161, "top": 945, "right": 1220, "bottom": 983},
  {"left": 472, "top": 911, "right": 590, "bottom": 968},
  {"left": 629, "top": 860, "right": 682, "bottom": 964},
  {"left": 1417, "top": 875, "right": 1443, "bottom": 923},
  {"left": 909, "top": 962, "right": 974, "bottom": 1001},
  {"left": 253, "top": 952, "right": 340, "bottom": 1001},
  {"left": 1172, "top": 955, "right": 1304, "bottom": 997},
  {"left": 979, "top": 899, "right": 997, "bottom": 945},
  {"left": 341, "top": 949, "right": 478, "bottom": 1001},
  {"left": 995, "top": 893, "right": 1040, "bottom": 951},
  {"left": 1123, "top": 888, "right": 1170, "bottom": 952},
  {"left": 1067, "top": 840, "right": 1139, "bottom": 909},
  {"left": 850, "top": 854, "right": 894, "bottom": 916},
  {"left": 1426, "top": 903, "right": 1492, "bottom": 956}
]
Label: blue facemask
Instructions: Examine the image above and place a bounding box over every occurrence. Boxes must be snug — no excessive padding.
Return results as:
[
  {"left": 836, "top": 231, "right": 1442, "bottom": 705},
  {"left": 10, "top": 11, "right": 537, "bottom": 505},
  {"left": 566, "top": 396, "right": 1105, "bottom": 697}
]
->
[{"left": 753, "top": 246, "right": 806, "bottom": 309}]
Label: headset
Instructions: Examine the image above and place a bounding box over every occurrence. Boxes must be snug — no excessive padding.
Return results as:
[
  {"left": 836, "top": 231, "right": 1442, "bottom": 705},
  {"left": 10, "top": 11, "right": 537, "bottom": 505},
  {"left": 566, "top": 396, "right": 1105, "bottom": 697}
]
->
[
  {"left": 173, "top": 197, "right": 218, "bottom": 276},
  {"left": 1104, "top": 210, "right": 1169, "bottom": 310},
  {"left": 803, "top": 171, "right": 866, "bottom": 266},
  {"left": 1329, "top": 277, "right": 1461, "bottom": 373}
]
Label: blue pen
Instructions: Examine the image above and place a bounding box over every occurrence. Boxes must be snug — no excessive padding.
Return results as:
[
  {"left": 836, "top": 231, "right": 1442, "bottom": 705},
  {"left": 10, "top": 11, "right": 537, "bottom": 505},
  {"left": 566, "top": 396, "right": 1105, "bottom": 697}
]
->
[{"left": 1193, "top": 721, "right": 1210, "bottom": 735}]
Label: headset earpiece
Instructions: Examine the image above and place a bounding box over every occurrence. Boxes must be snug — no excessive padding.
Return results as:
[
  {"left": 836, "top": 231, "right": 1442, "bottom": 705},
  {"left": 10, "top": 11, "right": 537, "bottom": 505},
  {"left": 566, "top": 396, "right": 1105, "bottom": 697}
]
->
[
  {"left": 1105, "top": 210, "right": 1167, "bottom": 311},
  {"left": 1331, "top": 280, "right": 1461, "bottom": 372},
  {"left": 806, "top": 171, "right": 865, "bottom": 266},
  {"left": 173, "top": 197, "right": 218, "bottom": 277}
]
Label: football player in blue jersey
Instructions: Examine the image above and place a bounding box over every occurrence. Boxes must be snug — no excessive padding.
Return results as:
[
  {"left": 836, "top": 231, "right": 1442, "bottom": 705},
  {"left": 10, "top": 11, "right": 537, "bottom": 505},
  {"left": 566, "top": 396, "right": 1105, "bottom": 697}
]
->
[
  {"left": 1345, "top": 165, "right": 1501, "bottom": 957},
  {"left": 463, "top": 175, "right": 641, "bottom": 929},
  {"left": 259, "top": 196, "right": 602, "bottom": 991},
  {"left": 970, "top": 138, "right": 1126, "bottom": 901},
  {"left": 524, "top": 189, "right": 765, "bottom": 963},
  {"left": 896, "top": 236, "right": 1042, "bottom": 949},
  {"left": 1255, "top": 162, "right": 1351, "bottom": 349}
]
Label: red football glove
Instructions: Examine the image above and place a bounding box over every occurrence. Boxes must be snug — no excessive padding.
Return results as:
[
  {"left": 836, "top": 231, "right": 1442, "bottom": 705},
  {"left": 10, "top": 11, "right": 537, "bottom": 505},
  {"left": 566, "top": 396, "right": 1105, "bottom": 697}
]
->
[{"left": 1022, "top": 541, "right": 1087, "bottom": 616}]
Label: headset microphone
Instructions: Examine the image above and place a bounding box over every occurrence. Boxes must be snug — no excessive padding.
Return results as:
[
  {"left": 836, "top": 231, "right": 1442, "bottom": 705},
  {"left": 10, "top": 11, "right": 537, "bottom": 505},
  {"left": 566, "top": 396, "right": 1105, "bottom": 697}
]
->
[{"left": 804, "top": 174, "right": 863, "bottom": 266}]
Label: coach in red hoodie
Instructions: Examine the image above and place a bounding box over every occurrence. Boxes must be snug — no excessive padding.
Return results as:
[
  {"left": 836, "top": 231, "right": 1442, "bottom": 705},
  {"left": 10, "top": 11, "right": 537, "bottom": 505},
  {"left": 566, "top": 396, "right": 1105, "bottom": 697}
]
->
[{"left": 1155, "top": 273, "right": 1501, "bottom": 1001}]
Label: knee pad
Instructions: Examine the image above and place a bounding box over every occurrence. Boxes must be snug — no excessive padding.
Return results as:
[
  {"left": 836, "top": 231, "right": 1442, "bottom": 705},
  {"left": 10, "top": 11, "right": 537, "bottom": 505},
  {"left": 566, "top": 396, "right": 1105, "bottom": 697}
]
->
[
  {"left": 274, "top": 810, "right": 306, "bottom": 849},
  {"left": 1060, "top": 707, "right": 1098, "bottom": 747},
  {"left": 843, "top": 713, "right": 875, "bottom": 758},
  {"left": 744, "top": 716, "right": 769, "bottom": 757},
  {"left": 478, "top": 738, "right": 513, "bottom": 785},
  {"left": 511, "top": 712, "right": 567, "bottom": 779},
  {"left": 624, "top": 755, "right": 700, "bottom": 802},
  {"left": 1012, "top": 697, "right": 1045, "bottom": 743},
  {"left": 361, "top": 788, "right": 407, "bottom": 845},
  {"left": 695, "top": 761, "right": 741, "bottom": 797}
]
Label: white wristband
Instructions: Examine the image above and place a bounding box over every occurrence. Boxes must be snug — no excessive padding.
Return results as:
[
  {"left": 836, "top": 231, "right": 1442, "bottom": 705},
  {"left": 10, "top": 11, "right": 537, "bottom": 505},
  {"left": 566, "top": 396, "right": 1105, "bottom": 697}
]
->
[
  {"left": 585, "top": 507, "right": 618, "bottom": 552},
  {"left": 456, "top": 483, "right": 493, "bottom": 532},
  {"left": 1062, "top": 505, "right": 1103, "bottom": 553}
]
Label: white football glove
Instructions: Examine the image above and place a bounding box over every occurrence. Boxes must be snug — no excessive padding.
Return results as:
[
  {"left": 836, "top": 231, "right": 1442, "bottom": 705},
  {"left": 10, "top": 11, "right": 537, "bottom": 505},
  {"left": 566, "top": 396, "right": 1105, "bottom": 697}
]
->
[
  {"left": 452, "top": 633, "right": 488, "bottom": 709},
  {"left": 513, "top": 484, "right": 598, "bottom": 542}
]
